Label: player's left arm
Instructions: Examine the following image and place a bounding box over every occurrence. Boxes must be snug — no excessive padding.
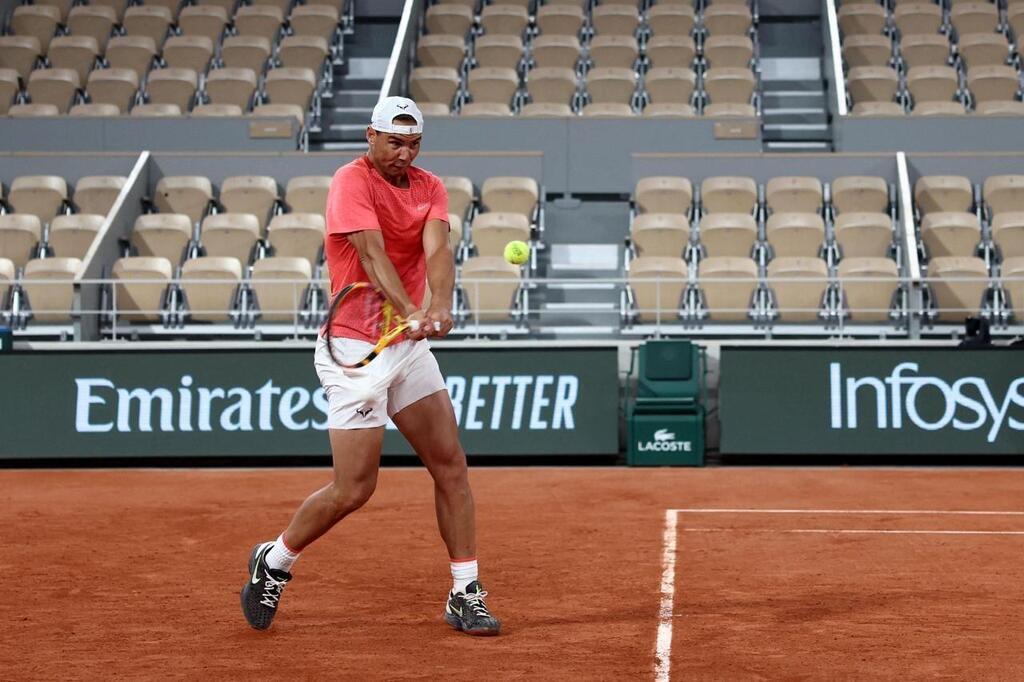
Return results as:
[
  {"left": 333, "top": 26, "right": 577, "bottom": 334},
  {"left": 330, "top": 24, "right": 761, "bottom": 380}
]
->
[{"left": 423, "top": 218, "right": 455, "bottom": 337}]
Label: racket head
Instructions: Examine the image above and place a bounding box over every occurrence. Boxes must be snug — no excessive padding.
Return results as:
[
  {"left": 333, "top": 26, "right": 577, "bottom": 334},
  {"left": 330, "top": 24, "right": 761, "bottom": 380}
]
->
[{"left": 324, "top": 282, "right": 410, "bottom": 368}]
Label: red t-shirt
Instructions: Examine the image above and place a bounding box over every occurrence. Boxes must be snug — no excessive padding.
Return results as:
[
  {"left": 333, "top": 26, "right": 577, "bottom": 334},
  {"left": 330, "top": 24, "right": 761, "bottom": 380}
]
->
[{"left": 324, "top": 156, "right": 449, "bottom": 341}]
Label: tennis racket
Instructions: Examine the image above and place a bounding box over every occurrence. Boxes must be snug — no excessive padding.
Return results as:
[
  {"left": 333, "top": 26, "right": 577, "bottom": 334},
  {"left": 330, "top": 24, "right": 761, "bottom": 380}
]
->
[{"left": 323, "top": 282, "right": 434, "bottom": 368}]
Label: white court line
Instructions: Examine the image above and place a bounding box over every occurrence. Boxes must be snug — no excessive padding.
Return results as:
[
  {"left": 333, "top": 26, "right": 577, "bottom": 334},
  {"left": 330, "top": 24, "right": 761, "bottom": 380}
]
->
[
  {"left": 653, "top": 509, "right": 677, "bottom": 682},
  {"left": 681, "top": 527, "right": 1024, "bottom": 536},
  {"left": 669, "top": 508, "right": 1024, "bottom": 516}
]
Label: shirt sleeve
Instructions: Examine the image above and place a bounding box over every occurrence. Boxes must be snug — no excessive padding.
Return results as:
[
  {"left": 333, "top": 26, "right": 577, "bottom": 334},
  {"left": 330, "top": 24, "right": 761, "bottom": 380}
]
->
[
  {"left": 325, "top": 164, "right": 380, "bottom": 236},
  {"left": 427, "top": 176, "right": 450, "bottom": 225}
]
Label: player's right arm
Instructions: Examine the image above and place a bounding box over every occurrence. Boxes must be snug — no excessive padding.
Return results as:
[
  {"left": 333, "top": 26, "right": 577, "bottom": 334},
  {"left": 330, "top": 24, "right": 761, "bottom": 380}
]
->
[{"left": 345, "top": 229, "right": 421, "bottom": 320}]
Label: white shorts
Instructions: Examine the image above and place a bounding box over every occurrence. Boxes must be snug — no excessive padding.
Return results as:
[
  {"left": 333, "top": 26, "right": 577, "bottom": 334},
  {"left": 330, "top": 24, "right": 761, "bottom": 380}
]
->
[{"left": 314, "top": 334, "right": 447, "bottom": 429}]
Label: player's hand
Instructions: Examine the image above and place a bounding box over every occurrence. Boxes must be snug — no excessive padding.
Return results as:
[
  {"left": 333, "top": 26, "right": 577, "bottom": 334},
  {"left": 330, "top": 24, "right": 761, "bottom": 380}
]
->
[
  {"left": 405, "top": 310, "right": 432, "bottom": 340},
  {"left": 425, "top": 305, "right": 454, "bottom": 338}
]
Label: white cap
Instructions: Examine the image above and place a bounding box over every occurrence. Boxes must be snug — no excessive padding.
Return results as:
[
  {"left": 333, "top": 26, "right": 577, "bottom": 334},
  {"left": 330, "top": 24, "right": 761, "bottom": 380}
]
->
[{"left": 370, "top": 96, "right": 424, "bottom": 135}]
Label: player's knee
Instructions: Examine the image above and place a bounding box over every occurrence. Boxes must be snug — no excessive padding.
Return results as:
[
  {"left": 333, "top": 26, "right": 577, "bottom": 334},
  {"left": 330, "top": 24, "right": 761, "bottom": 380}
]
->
[
  {"left": 432, "top": 449, "right": 468, "bottom": 491},
  {"left": 327, "top": 480, "right": 376, "bottom": 517}
]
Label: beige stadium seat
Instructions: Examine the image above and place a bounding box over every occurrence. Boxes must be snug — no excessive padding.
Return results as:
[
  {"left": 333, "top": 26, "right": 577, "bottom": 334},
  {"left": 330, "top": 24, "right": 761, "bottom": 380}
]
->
[
  {"left": 162, "top": 35, "right": 214, "bottom": 74},
  {"left": 851, "top": 101, "right": 904, "bottom": 116},
  {"left": 251, "top": 256, "right": 312, "bottom": 322},
  {"left": 832, "top": 176, "right": 889, "bottom": 214},
  {"left": 912, "top": 100, "right": 967, "bottom": 116},
  {"left": 265, "top": 67, "right": 316, "bottom": 109},
  {"left": 629, "top": 256, "right": 687, "bottom": 323},
  {"left": 27, "top": 68, "right": 80, "bottom": 114},
  {"left": 192, "top": 103, "right": 243, "bottom": 117},
  {"left": 529, "top": 35, "right": 581, "bottom": 70},
  {"left": 220, "top": 36, "right": 272, "bottom": 73},
  {"left": 698, "top": 213, "right": 757, "bottom": 258},
  {"left": 0, "top": 258, "right": 12, "bottom": 307},
  {"left": 277, "top": 36, "right": 330, "bottom": 74},
  {"left": 474, "top": 35, "right": 523, "bottom": 70},
  {"left": 958, "top": 33, "right": 1010, "bottom": 68},
  {"left": 915, "top": 175, "right": 973, "bottom": 214},
  {"left": 65, "top": 5, "right": 116, "bottom": 51},
  {"left": 984, "top": 175, "right": 1024, "bottom": 216},
  {"left": 410, "top": 67, "right": 461, "bottom": 105},
  {"left": 35, "top": 0, "right": 73, "bottom": 23},
  {"left": 22, "top": 257, "right": 80, "bottom": 322},
  {"left": 417, "top": 34, "right": 465, "bottom": 69},
  {"left": 767, "top": 213, "right": 825, "bottom": 257},
  {"left": 1011, "top": 5, "right": 1024, "bottom": 43},
  {"left": 992, "top": 213, "right": 1024, "bottom": 258},
  {"left": 893, "top": 2, "right": 942, "bottom": 37},
  {"left": 842, "top": 34, "right": 892, "bottom": 68},
  {"left": 111, "top": 256, "right": 172, "bottom": 321},
  {"left": 704, "top": 67, "right": 755, "bottom": 104},
  {"left": 1002, "top": 257, "right": 1024, "bottom": 320},
  {"left": 11, "top": 5, "right": 60, "bottom": 52},
  {"left": 928, "top": 256, "right": 988, "bottom": 321},
  {"left": 200, "top": 213, "right": 259, "bottom": 264},
  {"left": 592, "top": 5, "right": 638, "bottom": 37},
  {"left": 527, "top": 67, "right": 577, "bottom": 105},
  {"left": 846, "top": 66, "right": 898, "bottom": 104},
  {"left": 704, "top": 102, "right": 757, "bottom": 117},
  {"left": 976, "top": 100, "right": 1024, "bottom": 115},
  {"left": 643, "top": 102, "right": 695, "bottom": 117},
  {"left": 646, "top": 4, "right": 695, "bottom": 37},
  {"left": 636, "top": 176, "right": 692, "bottom": 215},
  {"left": 704, "top": 35, "right": 754, "bottom": 69},
  {"left": 193, "top": 0, "right": 236, "bottom": 15},
  {"left": 766, "top": 176, "right": 823, "bottom": 214},
  {"left": 181, "top": 256, "right": 242, "bottom": 321},
  {"left": 250, "top": 0, "right": 292, "bottom": 14},
  {"left": 443, "top": 176, "right": 475, "bottom": 220},
  {"left": 287, "top": 4, "right": 339, "bottom": 43},
  {"left": 467, "top": 66, "right": 519, "bottom": 105},
  {"left": 471, "top": 212, "right": 530, "bottom": 257},
  {"left": 581, "top": 102, "right": 634, "bottom": 117},
  {"left": 154, "top": 175, "right": 214, "bottom": 224},
  {"left": 233, "top": 5, "right": 284, "bottom": 42},
  {"left": 0, "top": 36, "right": 43, "bottom": 82},
  {"left": 425, "top": 4, "right": 473, "bottom": 36},
  {"left": 123, "top": 6, "right": 173, "bottom": 48},
  {"left": 645, "top": 35, "right": 696, "bottom": 69},
  {"left": 220, "top": 175, "right": 279, "bottom": 229},
  {"left": 105, "top": 36, "right": 157, "bottom": 82},
  {"left": 47, "top": 36, "right": 100, "bottom": 85},
  {"left": 131, "top": 213, "right": 192, "bottom": 262},
  {"left": 704, "top": 4, "right": 753, "bottom": 36},
  {"left": 75, "top": 176, "right": 126, "bottom": 215},
  {"left": 131, "top": 102, "right": 182, "bottom": 116},
  {"left": 0, "top": 214, "right": 42, "bottom": 268},
  {"left": 701, "top": 176, "right": 757, "bottom": 214},
  {"left": 205, "top": 68, "right": 258, "bottom": 110},
  {"left": 588, "top": 35, "right": 639, "bottom": 70},
  {"left": 250, "top": 102, "right": 306, "bottom": 127},
  {"left": 82, "top": 0, "right": 126, "bottom": 24},
  {"left": 838, "top": 257, "right": 899, "bottom": 321},
  {"left": 838, "top": 3, "right": 886, "bottom": 37},
  {"left": 418, "top": 101, "right": 451, "bottom": 116},
  {"left": 835, "top": 212, "right": 893, "bottom": 258},
  {"left": 968, "top": 65, "right": 1021, "bottom": 104},
  {"left": 899, "top": 34, "right": 950, "bottom": 71},
  {"left": 9, "top": 175, "right": 67, "bottom": 222},
  {"left": 767, "top": 256, "right": 827, "bottom": 322},
  {"left": 448, "top": 213, "right": 463, "bottom": 247},
  {"left": 951, "top": 2, "right": 999, "bottom": 36},
  {"left": 8, "top": 103, "right": 60, "bottom": 117},
  {"left": 521, "top": 101, "right": 573, "bottom": 116},
  {"left": 586, "top": 67, "right": 636, "bottom": 104},
  {"left": 86, "top": 68, "right": 139, "bottom": 113},
  {"left": 481, "top": 176, "right": 538, "bottom": 217},
  {"left": 178, "top": 5, "right": 228, "bottom": 45},
  {"left": 460, "top": 256, "right": 520, "bottom": 322},
  {"left": 631, "top": 213, "right": 689, "bottom": 258},
  {"left": 460, "top": 101, "right": 513, "bottom": 116},
  {"left": 146, "top": 68, "right": 198, "bottom": 111},
  {"left": 69, "top": 102, "right": 120, "bottom": 116},
  {"left": 921, "top": 212, "right": 981, "bottom": 257},
  {"left": 0, "top": 70, "right": 17, "bottom": 116},
  {"left": 698, "top": 256, "right": 757, "bottom": 321},
  {"left": 644, "top": 67, "right": 696, "bottom": 105},
  {"left": 285, "top": 176, "right": 331, "bottom": 215},
  {"left": 536, "top": 5, "right": 584, "bottom": 37},
  {"left": 48, "top": 214, "right": 103, "bottom": 259},
  {"left": 481, "top": 5, "right": 529, "bottom": 36},
  {"left": 267, "top": 213, "right": 323, "bottom": 264},
  {"left": 907, "top": 65, "right": 959, "bottom": 104}
]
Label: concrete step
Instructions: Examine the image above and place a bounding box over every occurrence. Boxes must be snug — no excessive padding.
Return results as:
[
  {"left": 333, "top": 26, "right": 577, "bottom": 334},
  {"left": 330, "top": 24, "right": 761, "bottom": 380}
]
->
[
  {"left": 347, "top": 57, "right": 389, "bottom": 80},
  {"left": 764, "top": 140, "right": 833, "bottom": 152},
  {"left": 762, "top": 90, "right": 827, "bottom": 110},
  {"left": 761, "top": 108, "right": 829, "bottom": 125},
  {"left": 331, "top": 89, "right": 379, "bottom": 107},
  {"left": 762, "top": 122, "right": 830, "bottom": 141},
  {"left": 324, "top": 106, "right": 374, "bottom": 125}
]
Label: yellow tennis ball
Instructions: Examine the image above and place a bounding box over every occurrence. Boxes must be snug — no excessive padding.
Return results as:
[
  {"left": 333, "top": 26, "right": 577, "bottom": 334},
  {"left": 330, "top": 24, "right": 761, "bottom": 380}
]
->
[{"left": 504, "top": 240, "right": 530, "bottom": 265}]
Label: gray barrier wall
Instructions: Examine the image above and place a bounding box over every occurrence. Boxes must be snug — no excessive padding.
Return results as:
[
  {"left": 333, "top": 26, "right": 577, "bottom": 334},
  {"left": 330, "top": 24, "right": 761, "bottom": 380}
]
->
[{"left": 834, "top": 116, "right": 1024, "bottom": 153}]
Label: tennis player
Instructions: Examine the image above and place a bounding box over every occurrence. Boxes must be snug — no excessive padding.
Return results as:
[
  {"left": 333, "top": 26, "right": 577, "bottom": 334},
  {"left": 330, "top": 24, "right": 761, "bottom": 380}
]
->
[{"left": 240, "top": 97, "right": 500, "bottom": 636}]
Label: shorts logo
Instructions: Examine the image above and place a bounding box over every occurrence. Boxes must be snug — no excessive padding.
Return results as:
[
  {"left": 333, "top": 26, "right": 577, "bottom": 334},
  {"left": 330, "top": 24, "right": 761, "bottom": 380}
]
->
[{"left": 355, "top": 406, "right": 373, "bottom": 418}]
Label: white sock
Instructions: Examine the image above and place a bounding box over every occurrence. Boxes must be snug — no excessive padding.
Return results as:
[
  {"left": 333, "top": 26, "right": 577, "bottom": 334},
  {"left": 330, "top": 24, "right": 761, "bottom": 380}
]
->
[
  {"left": 265, "top": 534, "right": 300, "bottom": 572},
  {"left": 450, "top": 557, "right": 478, "bottom": 594}
]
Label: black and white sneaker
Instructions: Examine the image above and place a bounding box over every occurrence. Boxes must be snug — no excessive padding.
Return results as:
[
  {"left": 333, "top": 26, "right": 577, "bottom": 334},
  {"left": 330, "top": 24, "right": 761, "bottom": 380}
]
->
[
  {"left": 444, "top": 580, "right": 501, "bottom": 636},
  {"left": 240, "top": 541, "right": 291, "bottom": 631}
]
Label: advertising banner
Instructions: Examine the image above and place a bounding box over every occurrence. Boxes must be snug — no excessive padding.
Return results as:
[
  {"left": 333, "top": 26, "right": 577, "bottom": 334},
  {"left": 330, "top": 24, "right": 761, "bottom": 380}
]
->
[
  {"left": 0, "top": 347, "right": 619, "bottom": 458},
  {"left": 720, "top": 348, "right": 1024, "bottom": 455}
]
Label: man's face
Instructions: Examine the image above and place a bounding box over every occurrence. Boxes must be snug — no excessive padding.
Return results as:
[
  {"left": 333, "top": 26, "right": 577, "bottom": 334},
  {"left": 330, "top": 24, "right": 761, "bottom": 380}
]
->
[{"left": 367, "top": 116, "right": 422, "bottom": 175}]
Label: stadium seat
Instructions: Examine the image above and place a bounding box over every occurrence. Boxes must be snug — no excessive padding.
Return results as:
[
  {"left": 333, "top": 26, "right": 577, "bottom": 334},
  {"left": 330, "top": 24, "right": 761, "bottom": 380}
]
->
[
  {"left": 701, "top": 176, "right": 757, "bottom": 214},
  {"left": 984, "top": 175, "right": 1024, "bottom": 215},
  {"left": 48, "top": 214, "right": 103, "bottom": 259},
  {"left": 22, "top": 257, "right": 80, "bottom": 322},
  {"left": 146, "top": 68, "right": 198, "bottom": 111},
  {"left": 0, "top": 258, "right": 12, "bottom": 308},
  {"left": 251, "top": 256, "right": 312, "bottom": 322},
  {"left": 588, "top": 35, "right": 639, "bottom": 70},
  {"left": 221, "top": 36, "right": 272, "bottom": 73},
  {"left": 480, "top": 176, "right": 538, "bottom": 217},
  {"left": 123, "top": 6, "right": 173, "bottom": 48},
  {"left": 767, "top": 256, "right": 828, "bottom": 322},
  {"left": 915, "top": 176, "right": 973, "bottom": 214},
  {"left": 219, "top": 175, "right": 278, "bottom": 229},
  {"left": 192, "top": 0, "right": 235, "bottom": 16},
  {"left": 644, "top": 67, "right": 696, "bottom": 105},
  {"left": 767, "top": 213, "right": 825, "bottom": 257},
  {"left": 146, "top": 0, "right": 187, "bottom": 21},
  {"left": 899, "top": 34, "right": 950, "bottom": 71},
  {"left": 481, "top": 5, "right": 529, "bottom": 36},
  {"left": 474, "top": 35, "right": 523, "bottom": 71},
  {"left": 250, "top": 0, "right": 291, "bottom": 14},
  {"left": 11, "top": 5, "right": 60, "bottom": 52},
  {"left": 698, "top": 256, "right": 757, "bottom": 320},
  {"left": 425, "top": 5, "right": 473, "bottom": 36},
  {"left": 267, "top": 213, "right": 323, "bottom": 265},
  {"left": 832, "top": 175, "right": 889, "bottom": 214},
  {"left": 643, "top": 102, "right": 695, "bottom": 117},
  {"left": 645, "top": 35, "right": 696, "bottom": 69},
  {"left": 288, "top": 4, "right": 339, "bottom": 43},
  {"left": 838, "top": 256, "right": 899, "bottom": 321},
  {"left": 705, "top": 102, "right": 757, "bottom": 117},
  {"left": 766, "top": 176, "right": 823, "bottom": 214},
  {"left": 471, "top": 212, "right": 531, "bottom": 257},
  {"left": 967, "top": 65, "right": 1021, "bottom": 104},
  {"left": 205, "top": 68, "right": 258, "bottom": 111},
  {"left": 410, "top": 67, "right": 461, "bottom": 105},
  {"left": 950, "top": 2, "right": 999, "bottom": 36},
  {"left": 278, "top": 36, "right": 330, "bottom": 73},
  {"left": 47, "top": 36, "right": 100, "bottom": 85},
  {"left": 1002, "top": 257, "right": 1024, "bottom": 319},
  {"left": 233, "top": 5, "right": 284, "bottom": 43},
  {"left": 631, "top": 213, "right": 689, "bottom": 258},
  {"left": 285, "top": 176, "right": 330, "bottom": 216},
  {"left": 86, "top": 68, "right": 139, "bottom": 114},
  {"left": 0, "top": 70, "right": 18, "bottom": 116},
  {"left": 912, "top": 101, "right": 967, "bottom": 116},
  {"left": 27, "top": 69, "right": 80, "bottom": 114},
  {"left": 0, "top": 36, "right": 42, "bottom": 82},
  {"left": 111, "top": 256, "right": 172, "bottom": 321},
  {"left": 105, "top": 36, "right": 157, "bottom": 82},
  {"left": 703, "top": 4, "right": 753, "bottom": 36},
  {"left": 417, "top": 34, "right": 466, "bottom": 70},
  {"left": 460, "top": 102, "right": 513, "bottom": 116},
  {"left": 928, "top": 256, "right": 988, "bottom": 320},
  {"left": 705, "top": 36, "right": 754, "bottom": 69},
  {"left": 992, "top": 213, "right": 1024, "bottom": 258},
  {"left": 180, "top": 256, "right": 242, "bottom": 321},
  {"left": 592, "top": 5, "right": 638, "bottom": 37},
  {"left": 448, "top": 213, "right": 463, "bottom": 246},
  {"left": 162, "top": 35, "right": 214, "bottom": 74},
  {"left": 629, "top": 256, "right": 686, "bottom": 323},
  {"left": 704, "top": 67, "right": 755, "bottom": 105},
  {"left": 443, "top": 176, "right": 475, "bottom": 220},
  {"left": 264, "top": 67, "right": 317, "bottom": 109},
  {"left": 698, "top": 213, "right": 757, "bottom": 258},
  {"left": 0, "top": 214, "right": 42, "bottom": 268},
  {"left": 835, "top": 212, "right": 893, "bottom": 258},
  {"left": 467, "top": 67, "right": 519, "bottom": 105},
  {"left": 9, "top": 175, "right": 67, "bottom": 222},
  {"left": 586, "top": 67, "right": 637, "bottom": 104},
  {"left": 581, "top": 102, "right": 633, "bottom": 117},
  {"left": 418, "top": 102, "right": 451, "bottom": 116},
  {"left": 131, "top": 213, "right": 193, "bottom": 262},
  {"left": 192, "top": 103, "right": 243, "bottom": 117},
  {"left": 646, "top": 4, "right": 696, "bottom": 37},
  {"left": 75, "top": 176, "right": 126, "bottom": 215},
  {"left": 154, "top": 175, "right": 214, "bottom": 224},
  {"left": 847, "top": 66, "right": 899, "bottom": 104},
  {"left": 69, "top": 103, "right": 119, "bottom": 116},
  {"left": 958, "top": 33, "right": 1010, "bottom": 69},
  {"left": 842, "top": 34, "right": 892, "bottom": 68},
  {"left": 459, "top": 256, "right": 520, "bottom": 322},
  {"left": 536, "top": 5, "right": 584, "bottom": 38},
  {"left": 1010, "top": 5, "right": 1024, "bottom": 43},
  {"left": 851, "top": 101, "right": 904, "bottom": 116},
  {"left": 530, "top": 35, "right": 581, "bottom": 70},
  {"left": 7, "top": 103, "right": 59, "bottom": 117},
  {"left": 893, "top": 2, "right": 942, "bottom": 37},
  {"left": 526, "top": 67, "right": 577, "bottom": 105},
  {"left": 250, "top": 102, "right": 305, "bottom": 126},
  {"left": 131, "top": 102, "right": 182, "bottom": 116},
  {"left": 200, "top": 213, "right": 259, "bottom": 264},
  {"left": 907, "top": 65, "right": 959, "bottom": 104},
  {"left": 178, "top": 5, "right": 229, "bottom": 45},
  {"left": 838, "top": 3, "right": 887, "bottom": 37},
  {"left": 921, "top": 212, "right": 982, "bottom": 257},
  {"left": 35, "top": 0, "right": 73, "bottom": 23},
  {"left": 636, "top": 176, "right": 692, "bottom": 215}
]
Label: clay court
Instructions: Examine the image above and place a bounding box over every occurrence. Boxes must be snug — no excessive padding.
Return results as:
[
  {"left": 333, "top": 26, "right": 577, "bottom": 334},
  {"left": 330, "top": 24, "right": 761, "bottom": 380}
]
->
[{"left": 3, "top": 467, "right": 1024, "bottom": 680}]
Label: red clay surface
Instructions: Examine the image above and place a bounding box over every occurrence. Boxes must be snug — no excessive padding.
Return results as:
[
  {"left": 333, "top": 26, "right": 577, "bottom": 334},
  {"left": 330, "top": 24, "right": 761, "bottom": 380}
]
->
[{"left": 2, "top": 467, "right": 1023, "bottom": 680}]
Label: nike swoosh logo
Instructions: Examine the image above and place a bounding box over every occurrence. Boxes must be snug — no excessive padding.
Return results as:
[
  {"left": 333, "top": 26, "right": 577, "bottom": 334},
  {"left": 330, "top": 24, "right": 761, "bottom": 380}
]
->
[
  {"left": 250, "top": 545, "right": 267, "bottom": 584},
  {"left": 448, "top": 601, "right": 462, "bottom": 617}
]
